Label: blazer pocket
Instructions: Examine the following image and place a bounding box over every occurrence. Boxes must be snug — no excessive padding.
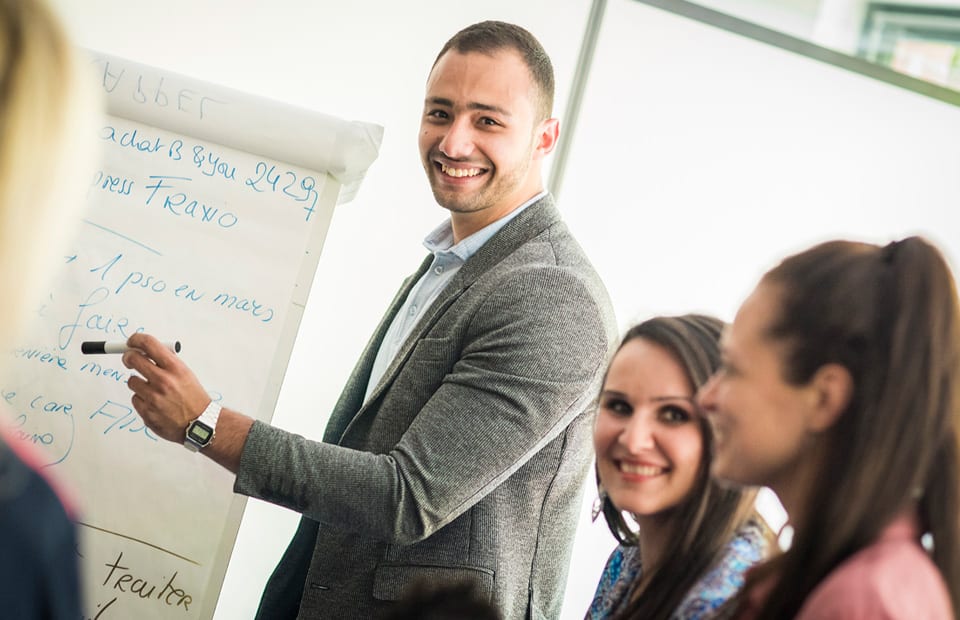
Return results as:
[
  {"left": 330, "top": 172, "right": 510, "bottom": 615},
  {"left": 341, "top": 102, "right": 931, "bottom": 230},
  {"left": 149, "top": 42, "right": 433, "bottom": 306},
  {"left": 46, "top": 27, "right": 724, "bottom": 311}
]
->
[{"left": 372, "top": 564, "right": 494, "bottom": 603}]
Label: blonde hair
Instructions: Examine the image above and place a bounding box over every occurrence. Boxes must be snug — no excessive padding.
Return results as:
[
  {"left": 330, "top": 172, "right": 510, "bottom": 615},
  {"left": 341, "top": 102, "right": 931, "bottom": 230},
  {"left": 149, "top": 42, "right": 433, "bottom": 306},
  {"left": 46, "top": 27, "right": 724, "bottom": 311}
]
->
[{"left": 0, "top": 0, "right": 100, "bottom": 357}]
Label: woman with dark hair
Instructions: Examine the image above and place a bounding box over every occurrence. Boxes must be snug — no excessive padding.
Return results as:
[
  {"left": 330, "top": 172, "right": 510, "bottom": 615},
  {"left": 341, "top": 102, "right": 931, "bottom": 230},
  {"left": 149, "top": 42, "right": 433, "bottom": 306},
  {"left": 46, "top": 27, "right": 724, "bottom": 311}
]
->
[
  {"left": 587, "top": 315, "right": 771, "bottom": 619},
  {"left": 699, "top": 237, "right": 958, "bottom": 619}
]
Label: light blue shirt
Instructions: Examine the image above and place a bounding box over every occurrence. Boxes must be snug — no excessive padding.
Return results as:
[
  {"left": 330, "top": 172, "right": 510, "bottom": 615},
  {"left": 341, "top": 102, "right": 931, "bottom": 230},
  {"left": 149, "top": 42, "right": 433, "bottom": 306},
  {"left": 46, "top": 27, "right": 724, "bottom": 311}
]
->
[{"left": 363, "top": 192, "right": 547, "bottom": 402}]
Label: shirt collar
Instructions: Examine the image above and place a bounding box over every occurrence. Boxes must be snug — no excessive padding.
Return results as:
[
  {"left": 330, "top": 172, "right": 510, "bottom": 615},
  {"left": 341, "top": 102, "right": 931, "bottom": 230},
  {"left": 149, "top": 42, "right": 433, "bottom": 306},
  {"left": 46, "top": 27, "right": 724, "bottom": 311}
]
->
[{"left": 423, "top": 190, "right": 547, "bottom": 261}]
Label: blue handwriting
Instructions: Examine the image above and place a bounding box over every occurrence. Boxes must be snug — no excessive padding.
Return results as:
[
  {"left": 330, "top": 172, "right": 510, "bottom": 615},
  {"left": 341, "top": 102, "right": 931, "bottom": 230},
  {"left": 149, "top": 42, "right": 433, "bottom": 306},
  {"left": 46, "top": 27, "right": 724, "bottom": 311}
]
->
[
  {"left": 58, "top": 287, "right": 145, "bottom": 351},
  {"left": 212, "top": 292, "right": 275, "bottom": 323},
  {"left": 13, "top": 347, "right": 69, "bottom": 371},
  {"left": 100, "top": 126, "right": 165, "bottom": 155},
  {"left": 97, "top": 61, "right": 226, "bottom": 120},
  {"left": 144, "top": 175, "right": 239, "bottom": 229},
  {"left": 244, "top": 161, "right": 319, "bottom": 221},
  {"left": 192, "top": 145, "right": 237, "bottom": 180},
  {"left": 89, "top": 401, "right": 157, "bottom": 441},
  {"left": 91, "top": 171, "right": 134, "bottom": 196}
]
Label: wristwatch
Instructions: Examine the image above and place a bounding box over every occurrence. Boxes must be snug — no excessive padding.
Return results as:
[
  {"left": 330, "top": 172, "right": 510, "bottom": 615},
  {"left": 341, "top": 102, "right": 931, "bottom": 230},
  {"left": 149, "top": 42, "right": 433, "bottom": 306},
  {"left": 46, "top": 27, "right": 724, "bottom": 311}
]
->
[{"left": 184, "top": 401, "right": 221, "bottom": 452}]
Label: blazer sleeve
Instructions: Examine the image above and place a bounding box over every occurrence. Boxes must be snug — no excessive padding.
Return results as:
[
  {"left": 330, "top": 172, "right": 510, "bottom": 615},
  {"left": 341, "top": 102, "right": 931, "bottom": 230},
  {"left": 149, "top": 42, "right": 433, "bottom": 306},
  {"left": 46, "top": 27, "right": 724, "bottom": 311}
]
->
[{"left": 233, "top": 264, "right": 612, "bottom": 544}]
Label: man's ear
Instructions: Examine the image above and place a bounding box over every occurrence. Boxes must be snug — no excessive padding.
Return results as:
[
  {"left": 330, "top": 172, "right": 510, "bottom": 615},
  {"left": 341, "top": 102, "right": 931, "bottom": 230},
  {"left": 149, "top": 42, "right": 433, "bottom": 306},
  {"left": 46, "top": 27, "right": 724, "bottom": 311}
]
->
[
  {"left": 806, "top": 363, "right": 854, "bottom": 433},
  {"left": 533, "top": 118, "right": 560, "bottom": 159}
]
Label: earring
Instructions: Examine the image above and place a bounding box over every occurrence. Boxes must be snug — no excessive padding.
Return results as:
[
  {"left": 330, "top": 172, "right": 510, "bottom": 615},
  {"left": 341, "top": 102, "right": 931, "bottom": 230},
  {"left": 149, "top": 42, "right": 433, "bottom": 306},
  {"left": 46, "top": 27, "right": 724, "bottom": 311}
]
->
[{"left": 591, "top": 486, "right": 608, "bottom": 523}]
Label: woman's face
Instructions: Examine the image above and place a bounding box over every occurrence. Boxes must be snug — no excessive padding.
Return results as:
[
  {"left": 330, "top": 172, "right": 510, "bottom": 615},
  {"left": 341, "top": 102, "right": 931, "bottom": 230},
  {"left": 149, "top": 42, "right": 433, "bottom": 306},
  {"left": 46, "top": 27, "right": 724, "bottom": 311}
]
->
[
  {"left": 698, "top": 282, "right": 818, "bottom": 499},
  {"left": 594, "top": 338, "right": 703, "bottom": 519}
]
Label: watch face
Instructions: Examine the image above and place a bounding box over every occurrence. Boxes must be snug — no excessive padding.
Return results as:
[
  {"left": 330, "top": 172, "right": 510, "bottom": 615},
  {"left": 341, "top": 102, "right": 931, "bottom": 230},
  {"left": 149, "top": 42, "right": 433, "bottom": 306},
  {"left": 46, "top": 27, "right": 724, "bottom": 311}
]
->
[{"left": 187, "top": 420, "right": 214, "bottom": 446}]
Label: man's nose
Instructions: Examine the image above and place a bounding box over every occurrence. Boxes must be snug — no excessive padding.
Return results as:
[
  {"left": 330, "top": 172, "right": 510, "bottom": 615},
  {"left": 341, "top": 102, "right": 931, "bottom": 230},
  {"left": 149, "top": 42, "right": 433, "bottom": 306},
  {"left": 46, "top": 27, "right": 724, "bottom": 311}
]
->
[{"left": 438, "top": 118, "right": 475, "bottom": 160}]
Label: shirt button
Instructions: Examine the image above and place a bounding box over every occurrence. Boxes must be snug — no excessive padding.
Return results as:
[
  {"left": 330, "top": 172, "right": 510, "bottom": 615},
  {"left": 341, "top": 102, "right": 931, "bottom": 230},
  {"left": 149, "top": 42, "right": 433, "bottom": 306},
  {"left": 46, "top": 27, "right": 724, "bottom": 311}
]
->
[
  {"left": 434, "top": 265, "right": 444, "bottom": 274},
  {"left": 409, "top": 305, "right": 418, "bottom": 315}
]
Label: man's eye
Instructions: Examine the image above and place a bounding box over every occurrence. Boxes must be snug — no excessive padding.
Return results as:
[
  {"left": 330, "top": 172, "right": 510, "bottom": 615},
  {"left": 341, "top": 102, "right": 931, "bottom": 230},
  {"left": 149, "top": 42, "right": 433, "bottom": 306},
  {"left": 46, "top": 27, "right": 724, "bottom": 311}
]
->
[
  {"left": 427, "top": 110, "right": 449, "bottom": 119},
  {"left": 480, "top": 117, "right": 499, "bottom": 126}
]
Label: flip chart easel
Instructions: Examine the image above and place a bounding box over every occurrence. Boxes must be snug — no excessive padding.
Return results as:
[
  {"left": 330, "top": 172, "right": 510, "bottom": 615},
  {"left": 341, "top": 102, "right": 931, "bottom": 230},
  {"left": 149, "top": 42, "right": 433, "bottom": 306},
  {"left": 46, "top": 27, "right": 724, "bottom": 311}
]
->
[{"left": 1, "top": 51, "right": 382, "bottom": 620}]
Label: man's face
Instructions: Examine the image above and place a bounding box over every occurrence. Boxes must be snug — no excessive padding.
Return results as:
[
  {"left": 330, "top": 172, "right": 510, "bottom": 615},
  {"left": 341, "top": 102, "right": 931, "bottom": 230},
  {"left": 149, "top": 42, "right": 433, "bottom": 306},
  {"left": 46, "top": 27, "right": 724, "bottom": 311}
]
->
[{"left": 419, "top": 49, "right": 553, "bottom": 220}]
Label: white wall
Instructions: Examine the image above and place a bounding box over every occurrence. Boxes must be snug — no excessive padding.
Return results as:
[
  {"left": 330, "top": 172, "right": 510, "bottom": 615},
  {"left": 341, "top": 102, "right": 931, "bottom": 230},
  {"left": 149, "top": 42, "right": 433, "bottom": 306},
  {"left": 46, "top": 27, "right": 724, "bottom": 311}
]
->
[
  {"left": 561, "top": 3, "right": 960, "bottom": 612},
  {"left": 49, "top": 1, "right": 960, "bottom": 618},
  {"left": 697, "top": 0, "right": 822, "bottom": 40}
]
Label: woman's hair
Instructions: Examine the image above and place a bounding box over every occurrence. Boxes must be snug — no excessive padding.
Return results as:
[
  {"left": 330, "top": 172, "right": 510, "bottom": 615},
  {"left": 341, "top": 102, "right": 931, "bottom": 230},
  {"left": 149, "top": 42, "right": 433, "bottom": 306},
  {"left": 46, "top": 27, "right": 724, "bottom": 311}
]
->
[
  {"left": 0, "top": 0, "right": 99, "bottom": 356},
  {"left": 741, "top": 237, "right": 960, "bottom": 618},
  {"left": 598, "top": 314, "right": 763, "bottom": 620}
]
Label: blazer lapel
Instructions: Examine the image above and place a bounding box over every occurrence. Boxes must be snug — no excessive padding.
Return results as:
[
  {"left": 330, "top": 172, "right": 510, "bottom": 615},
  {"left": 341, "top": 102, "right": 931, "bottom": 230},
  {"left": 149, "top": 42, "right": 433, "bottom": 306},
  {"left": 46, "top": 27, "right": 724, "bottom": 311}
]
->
[
  {"left": 323, "top": 254, "right": 432, "bottom": 443},
  {"left": 336, "top": 195, "right": 562, "bottom": 443}
]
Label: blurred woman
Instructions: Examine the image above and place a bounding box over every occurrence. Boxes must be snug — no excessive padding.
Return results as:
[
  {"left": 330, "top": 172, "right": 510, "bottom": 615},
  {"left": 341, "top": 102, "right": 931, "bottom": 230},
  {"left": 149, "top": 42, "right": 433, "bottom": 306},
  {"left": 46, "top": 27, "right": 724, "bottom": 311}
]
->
[
  {"left": 699, "top": 237, "right": 958, "bottom": 619},
  {"left": 0, "top": 0, "right": 99, "bottom": 617},
  {"left": 587, "top": 315, "right": 771, "bottom": 620}
]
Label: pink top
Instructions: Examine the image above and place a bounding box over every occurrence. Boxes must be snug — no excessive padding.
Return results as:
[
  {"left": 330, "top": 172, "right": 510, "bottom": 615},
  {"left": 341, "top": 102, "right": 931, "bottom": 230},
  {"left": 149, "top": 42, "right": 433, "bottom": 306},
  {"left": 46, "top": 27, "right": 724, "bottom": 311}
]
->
[{"left": 739, "top": 512, "right": 954, "bottom": 620}]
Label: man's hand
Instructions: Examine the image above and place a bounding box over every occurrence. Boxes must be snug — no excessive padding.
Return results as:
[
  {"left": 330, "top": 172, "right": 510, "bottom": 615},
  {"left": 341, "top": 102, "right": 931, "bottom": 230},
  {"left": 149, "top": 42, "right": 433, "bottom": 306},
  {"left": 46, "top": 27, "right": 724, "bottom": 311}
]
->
[{"left": 123, "top": 333, "right": 212, "bottom": 444}]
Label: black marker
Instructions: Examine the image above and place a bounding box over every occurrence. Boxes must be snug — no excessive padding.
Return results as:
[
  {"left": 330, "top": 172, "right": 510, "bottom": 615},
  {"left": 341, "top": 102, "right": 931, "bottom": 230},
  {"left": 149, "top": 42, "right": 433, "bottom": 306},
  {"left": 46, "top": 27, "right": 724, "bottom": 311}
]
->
[{"left": 81, "top": 341, "right": 181, "bottom": 354}]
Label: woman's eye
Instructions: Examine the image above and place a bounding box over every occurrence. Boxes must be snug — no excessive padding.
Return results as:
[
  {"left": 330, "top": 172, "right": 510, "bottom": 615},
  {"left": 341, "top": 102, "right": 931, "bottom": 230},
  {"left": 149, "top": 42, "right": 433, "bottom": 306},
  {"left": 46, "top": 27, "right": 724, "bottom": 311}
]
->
[
  {"left": 660, "top": 405, "right": 691, "bottom": 423},
  {"left": 603, "top": 398, "right": 631, "bottom": 416}
]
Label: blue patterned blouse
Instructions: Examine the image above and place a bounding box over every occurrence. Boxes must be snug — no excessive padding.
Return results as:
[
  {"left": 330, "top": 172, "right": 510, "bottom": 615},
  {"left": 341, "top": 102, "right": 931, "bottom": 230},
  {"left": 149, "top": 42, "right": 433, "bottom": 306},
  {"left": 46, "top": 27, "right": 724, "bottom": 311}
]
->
[{"left": 586, "top": 520, "right": 768, "bottom": 619}]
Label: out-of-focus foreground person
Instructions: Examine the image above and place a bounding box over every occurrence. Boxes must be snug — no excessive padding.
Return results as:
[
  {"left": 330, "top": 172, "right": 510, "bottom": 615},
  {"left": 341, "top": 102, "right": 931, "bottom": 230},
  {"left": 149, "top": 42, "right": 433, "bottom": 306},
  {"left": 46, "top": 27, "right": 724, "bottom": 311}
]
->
[
  {"left": 0, "top": 0, "right": 100, "bottom": 617},
  {"left": 700, "top": 237, "right": 959, "bottom": 619},
  {"left": 588, "top": 315, "right": 771, "bottom": 620}
]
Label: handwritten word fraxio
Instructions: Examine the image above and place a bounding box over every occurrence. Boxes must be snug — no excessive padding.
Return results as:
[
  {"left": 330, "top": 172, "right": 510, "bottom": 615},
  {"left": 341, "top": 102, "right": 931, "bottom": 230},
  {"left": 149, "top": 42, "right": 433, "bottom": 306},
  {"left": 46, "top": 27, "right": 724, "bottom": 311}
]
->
[{"left": 145, "top": 175, "right": 239, "bottom": 229}]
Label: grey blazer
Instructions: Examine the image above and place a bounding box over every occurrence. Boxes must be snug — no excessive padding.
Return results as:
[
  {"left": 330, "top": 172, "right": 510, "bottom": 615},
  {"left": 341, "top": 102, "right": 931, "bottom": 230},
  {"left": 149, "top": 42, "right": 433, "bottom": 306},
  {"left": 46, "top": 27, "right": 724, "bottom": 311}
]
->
[{"left": 236, "top": 195, "right": 617, "bottom": 619}]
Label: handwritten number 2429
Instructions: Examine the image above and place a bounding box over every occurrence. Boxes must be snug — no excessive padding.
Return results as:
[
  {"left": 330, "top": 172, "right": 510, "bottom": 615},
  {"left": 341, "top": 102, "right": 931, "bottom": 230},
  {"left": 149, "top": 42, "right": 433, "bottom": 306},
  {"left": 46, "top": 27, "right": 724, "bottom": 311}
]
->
[{"left": 245, "top": 162, "right": 319, "bottom": 221}]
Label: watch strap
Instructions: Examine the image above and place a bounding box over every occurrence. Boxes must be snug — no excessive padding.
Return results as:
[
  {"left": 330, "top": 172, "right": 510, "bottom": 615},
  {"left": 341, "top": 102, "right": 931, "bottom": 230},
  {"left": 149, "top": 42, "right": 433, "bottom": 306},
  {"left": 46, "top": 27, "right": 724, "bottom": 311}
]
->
[{"left": 184, "top": 401, "right": 222, "bottom": 452}]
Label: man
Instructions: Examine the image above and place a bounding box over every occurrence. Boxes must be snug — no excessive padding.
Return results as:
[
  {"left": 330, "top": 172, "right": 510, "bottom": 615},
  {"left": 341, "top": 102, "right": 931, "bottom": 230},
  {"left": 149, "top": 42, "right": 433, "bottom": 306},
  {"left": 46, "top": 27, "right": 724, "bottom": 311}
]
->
[{"left": 124, "top": 21, "right": 616, "bottom": 619}]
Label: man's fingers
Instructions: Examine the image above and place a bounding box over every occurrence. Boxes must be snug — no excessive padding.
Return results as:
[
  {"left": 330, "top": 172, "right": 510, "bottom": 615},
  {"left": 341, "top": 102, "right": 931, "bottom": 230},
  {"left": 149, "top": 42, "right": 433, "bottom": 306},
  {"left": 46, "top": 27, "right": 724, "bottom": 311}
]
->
[
  {"left": 122, "top": 349, "right": 163, "bottom": 383},
  {"left": 127, "top": 333, "right": 179, "bottom": 371},
  {"left": 130, "top": 392, "right": 146, "bottom": 413},
  {"left": 127, "top": 374, "right": 147, "bottom": 394}
]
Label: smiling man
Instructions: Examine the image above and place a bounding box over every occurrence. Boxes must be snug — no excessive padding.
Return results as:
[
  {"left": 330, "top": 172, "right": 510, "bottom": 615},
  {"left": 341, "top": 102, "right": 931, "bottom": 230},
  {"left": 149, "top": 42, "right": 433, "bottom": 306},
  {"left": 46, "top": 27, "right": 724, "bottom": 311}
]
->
[
  {"left": 123, "top": 21, "right": 616, "bottom": 619},
  {"left": 419, "top": 38, "right": 551, "bottom": 239}
]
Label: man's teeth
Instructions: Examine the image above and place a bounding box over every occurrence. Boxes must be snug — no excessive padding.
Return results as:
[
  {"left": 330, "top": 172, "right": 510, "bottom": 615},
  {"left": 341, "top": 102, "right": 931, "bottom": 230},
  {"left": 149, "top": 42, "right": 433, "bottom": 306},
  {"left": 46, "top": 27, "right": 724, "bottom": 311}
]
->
[
  {"left": 441, "top": 164, "right": 481, "bottom": 178},
  {"left": 620, "top": 463, "right": 663, "bottom": 476}
]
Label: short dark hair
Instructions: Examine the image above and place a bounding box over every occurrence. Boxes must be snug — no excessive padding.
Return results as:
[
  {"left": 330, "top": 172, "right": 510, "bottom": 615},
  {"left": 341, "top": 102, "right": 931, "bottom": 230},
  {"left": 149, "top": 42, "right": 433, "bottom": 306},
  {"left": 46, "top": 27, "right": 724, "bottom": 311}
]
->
[{"left": 432, "top": 20, "right": 555, "bottom": 120}]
